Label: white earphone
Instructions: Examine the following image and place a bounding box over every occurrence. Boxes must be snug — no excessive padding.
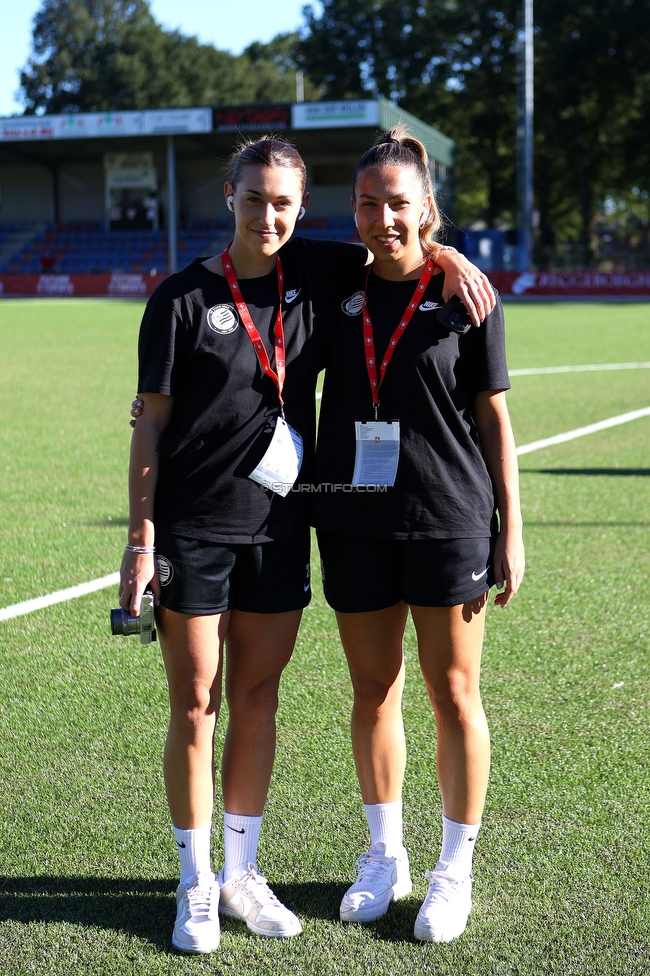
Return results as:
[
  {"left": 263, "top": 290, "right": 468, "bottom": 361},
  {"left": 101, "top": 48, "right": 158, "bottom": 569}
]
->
[
  {"left": 353, "top": 212, "right": 358, "bottom": 228},
  {"left": 298, "top": 205, "right": 306, "bottom": 220},
  {"left": 419, "top": 212, "right": 428, "bottom": 228},
  {"left": 227, "top": 195, "right": 234, "bottom": 212}
]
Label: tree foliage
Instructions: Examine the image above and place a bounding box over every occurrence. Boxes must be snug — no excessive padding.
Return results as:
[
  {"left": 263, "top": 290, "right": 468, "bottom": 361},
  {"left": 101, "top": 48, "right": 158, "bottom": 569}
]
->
[
  {"left": 20, "top": 0, "right": 298, "bottom": 115},
  {"left": 298, "top": 0, "right": 650, "bottom": 241}
]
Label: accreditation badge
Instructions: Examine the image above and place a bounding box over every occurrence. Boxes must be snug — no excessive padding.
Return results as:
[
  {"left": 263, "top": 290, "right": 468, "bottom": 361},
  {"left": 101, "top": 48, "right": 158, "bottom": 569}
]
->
[
  {"left": 249, "top": 417, "right": 304, "bottom": 497},
  {"left": 351, "top": 420, "right": 400, "bottom": 487}
]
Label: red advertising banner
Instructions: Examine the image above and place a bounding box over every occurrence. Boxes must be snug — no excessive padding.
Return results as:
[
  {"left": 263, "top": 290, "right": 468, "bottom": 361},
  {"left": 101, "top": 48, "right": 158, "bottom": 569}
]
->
[
  {"left": 489, "top": 270, "right": 650, "bottom": 299},
  {"left": 213, "top": 104, "right": 291, "bottom": 132},
  {"left": 2, "top": 270, "right": 650, "bottom": 300},
  {"left": 0, "top": 273, "right": 167, "bottom": 298}
]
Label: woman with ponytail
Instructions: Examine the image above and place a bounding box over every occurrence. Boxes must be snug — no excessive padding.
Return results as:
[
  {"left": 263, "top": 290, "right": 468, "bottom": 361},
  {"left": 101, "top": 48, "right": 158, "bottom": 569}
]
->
[{"left": 313, "top": 126, "right": 525, "bottom": 942}]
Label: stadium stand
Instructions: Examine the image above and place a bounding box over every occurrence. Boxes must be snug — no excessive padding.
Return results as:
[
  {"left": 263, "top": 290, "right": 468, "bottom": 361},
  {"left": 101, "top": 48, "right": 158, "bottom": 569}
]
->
[{"left": 0, "top": 216, "right": 358, "bottom": 275}]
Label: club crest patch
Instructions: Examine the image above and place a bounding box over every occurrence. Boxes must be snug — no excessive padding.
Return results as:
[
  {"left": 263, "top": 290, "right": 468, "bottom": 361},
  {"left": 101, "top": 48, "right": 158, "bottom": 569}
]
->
[
  {"left": 207, "top": 304, "right": 239, "bottom": 334},
  {"left": 156, "top": 554, "right": 174, "bottom": 586},
  {"left": 341, "top": 291, "right": 364, "bottom": 316}
]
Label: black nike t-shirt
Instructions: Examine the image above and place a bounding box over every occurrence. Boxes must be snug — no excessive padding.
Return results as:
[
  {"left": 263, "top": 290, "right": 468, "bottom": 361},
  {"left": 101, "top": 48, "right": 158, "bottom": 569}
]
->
[
  {"left": 312, "top": 268, "right": 511, "bottom": 539},
  {"left": 137, "top": 237, "right": 366, "bottom": 543}
]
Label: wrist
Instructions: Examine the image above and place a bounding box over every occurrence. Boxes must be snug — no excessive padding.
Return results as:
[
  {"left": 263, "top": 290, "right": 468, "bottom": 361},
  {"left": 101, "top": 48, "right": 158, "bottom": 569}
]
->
[
  {"left": 127, "top": 523, "right": 155, "bottom": 548},
  {"left": 431, "top": 244, "right": 458, "bottom": 266}
]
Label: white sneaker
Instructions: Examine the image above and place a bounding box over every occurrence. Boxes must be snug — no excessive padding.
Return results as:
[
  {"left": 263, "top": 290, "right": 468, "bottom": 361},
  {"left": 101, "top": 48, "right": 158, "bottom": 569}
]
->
[
  {"left": 413, "top": 860, "right": 472, "bottom": 942},
  {"left": 217, "top": 863, "right": 302, "bottom": 938},
  {"left": 172, "top": 871, "right": 220, "bottom": 954},
  {"left": 339, "top": 842, "right": 412, "bottom": 922}
]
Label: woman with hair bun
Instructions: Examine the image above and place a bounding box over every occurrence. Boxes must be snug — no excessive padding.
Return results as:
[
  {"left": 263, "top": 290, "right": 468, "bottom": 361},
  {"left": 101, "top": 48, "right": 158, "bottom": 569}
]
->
[
  {"left": 313, "top": 126, "right": 525, "bottom": 942},
  {"left": 123, "top": 133, "right": 494, "bottom": 953}
]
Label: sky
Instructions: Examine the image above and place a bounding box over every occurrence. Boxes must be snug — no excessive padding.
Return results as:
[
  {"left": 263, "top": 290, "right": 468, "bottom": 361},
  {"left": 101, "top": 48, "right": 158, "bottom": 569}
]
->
[{"left": 0, "top": 0, "right": 321, "bottom": 117}]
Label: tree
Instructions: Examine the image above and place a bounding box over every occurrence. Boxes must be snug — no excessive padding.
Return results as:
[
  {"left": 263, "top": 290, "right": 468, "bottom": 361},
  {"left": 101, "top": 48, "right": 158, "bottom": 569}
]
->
[
  {"left": 245, "top": 31, "right": 321, "bottom": 103},
  {"left": 298, "top": 0, "right": 650, "bottom": 244},
  {"left": 532, "top": 0, "right": 650, "bottom": 247},
  {"left": 298, "top": 1, "right": 520, "bottom": 228},
  {"left": 20, "top": 0, "right": 298, "bottom": 115}
]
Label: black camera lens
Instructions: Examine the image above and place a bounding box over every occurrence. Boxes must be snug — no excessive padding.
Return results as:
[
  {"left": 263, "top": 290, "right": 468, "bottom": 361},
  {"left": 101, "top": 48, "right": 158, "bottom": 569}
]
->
[{"left": 110, "top": 607, "right": 141, "bottom": 636}]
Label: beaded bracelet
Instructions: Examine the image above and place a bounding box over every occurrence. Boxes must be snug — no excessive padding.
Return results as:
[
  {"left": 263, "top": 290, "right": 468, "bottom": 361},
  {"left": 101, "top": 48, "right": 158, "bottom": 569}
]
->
[{"left": 125, "top": 544, "right": 156, "bottom": 554}]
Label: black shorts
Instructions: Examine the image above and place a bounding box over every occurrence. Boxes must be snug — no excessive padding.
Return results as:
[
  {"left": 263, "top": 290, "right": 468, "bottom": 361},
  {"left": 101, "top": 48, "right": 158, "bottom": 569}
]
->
[
  {"left": 316, "top": 530, "right": 496, "bottom": 613},
  {"left": 155, "top": 528, "right": 311, "bottom": 615}
]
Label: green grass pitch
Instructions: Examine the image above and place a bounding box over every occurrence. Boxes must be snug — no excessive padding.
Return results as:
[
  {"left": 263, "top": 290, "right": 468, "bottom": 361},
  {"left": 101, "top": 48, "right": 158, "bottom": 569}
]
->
[{"left": 0, "top": 299, "right": 648, "bottom": 975}]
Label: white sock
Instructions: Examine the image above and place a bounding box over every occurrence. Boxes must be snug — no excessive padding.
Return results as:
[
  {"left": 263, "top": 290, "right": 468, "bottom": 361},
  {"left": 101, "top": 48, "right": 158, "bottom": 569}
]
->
[
  {"left": 223, "top": 812, "right": 263, "bottom": 880},
  {"left": 440, "top": 815, "right": 480, "bottom": 878},
  {"left": 173, "top": 823, "right": 212, "bottom": 885},
  {"left": 363, "top": 800, "right": 403, "bottom": 857}
]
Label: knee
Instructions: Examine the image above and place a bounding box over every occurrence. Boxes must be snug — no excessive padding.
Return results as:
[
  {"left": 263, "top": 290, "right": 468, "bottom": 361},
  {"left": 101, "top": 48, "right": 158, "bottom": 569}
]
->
[
  {"left": 170, "top": 681, "right": 219, "bottom": 737},
  {"left": 351, "top": 673, "right": 401, "bottom": 719},
  {"left": 227, "top": 672, "right": 281, "bottom": 719},
  {"left": 428, "top": 671, "right": 482, "bottom": 728}
]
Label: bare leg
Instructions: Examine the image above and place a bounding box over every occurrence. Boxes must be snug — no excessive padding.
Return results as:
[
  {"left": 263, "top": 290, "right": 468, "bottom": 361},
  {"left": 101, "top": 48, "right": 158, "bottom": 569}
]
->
[
  {"left": 221, "top": 609, "right": 302, "bottom": 815},
  {"left": 157, "top": 606, "right": 229, "bottom": 829},
  {"left": 410, "top": 596, "right": 490, "bottom": 825},
  {"left": 336, "top": 603, "right": 409, "bottom": 804}
]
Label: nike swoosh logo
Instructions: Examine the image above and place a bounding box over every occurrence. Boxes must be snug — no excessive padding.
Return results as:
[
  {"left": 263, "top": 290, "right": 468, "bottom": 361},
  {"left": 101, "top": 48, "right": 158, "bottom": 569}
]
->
[
  {"left": 177, "top": 842, "right": 186, "bottom": 848},
  {"left": 226, "top": 825, "right": 245, "bottom": 834},
  {"left": 472, "top": 568, "right": 488, "bottom": 581},
  {"left": 230, "top": 892, "right": 252, "bottom": 917},
  {"left": 419, "top": 301, "right": 441, "bottom": 311},
  {"left": 303, "top": 582, "right": 310, "bottom": 592},
  {"left": 285, "top": 288, "right": 301, "bottom": 303}
]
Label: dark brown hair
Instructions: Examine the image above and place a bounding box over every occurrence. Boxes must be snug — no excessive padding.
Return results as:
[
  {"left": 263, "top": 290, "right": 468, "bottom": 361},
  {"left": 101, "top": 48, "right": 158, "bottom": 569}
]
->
[
  {"left": 352, "top": 125, "right": 442, "bottom": 256},
  {"left": 228, "top": 136, "right": 307, "bottom": 194}
]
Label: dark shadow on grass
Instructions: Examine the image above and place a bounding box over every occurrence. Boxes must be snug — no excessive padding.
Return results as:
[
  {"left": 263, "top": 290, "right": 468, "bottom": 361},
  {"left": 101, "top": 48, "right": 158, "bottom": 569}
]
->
[
  {"left": 355, "top": 894, "right": 422, "bottom": 944},
  {"left": 89, "top": 518, "right": 129, "bottom": 527},
  {"left": 521, "top": 468, "right": 650, "bottom": 476},
  {"left": 0, "top": 876, "right": 175, "bottom": 952},
  {"left": 266, "top": 880, "right": 347, "bottom": 922},
  {"left": 1, "top": 876, "right": 421, "bottom": 947},
  {"left": 269, "top": 882, "right": 420, "bottom": 944}
]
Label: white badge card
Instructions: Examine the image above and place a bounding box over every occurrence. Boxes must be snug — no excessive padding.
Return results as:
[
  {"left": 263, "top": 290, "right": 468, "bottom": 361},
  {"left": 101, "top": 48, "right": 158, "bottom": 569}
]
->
[
  {"left": 249, "top": 417, "right": 304, "bottom": 497},
  {"left": 351, "top": 421, "right": 400, "bottom": 487}
]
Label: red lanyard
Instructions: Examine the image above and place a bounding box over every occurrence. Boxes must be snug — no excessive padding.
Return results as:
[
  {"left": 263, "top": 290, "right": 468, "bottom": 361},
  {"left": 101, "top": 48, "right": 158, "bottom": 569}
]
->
[
  {"left": 362, "top": 259, "right": 435, "bottom": 416},
  {"left": 221, "top": 245, "right": 286, "bottom": 410}
]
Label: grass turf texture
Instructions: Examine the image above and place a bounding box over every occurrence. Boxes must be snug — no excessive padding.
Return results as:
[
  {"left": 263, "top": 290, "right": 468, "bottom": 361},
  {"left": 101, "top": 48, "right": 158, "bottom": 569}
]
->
[{"left": 0, "top": 300, "right": 648, "bottom": 975}]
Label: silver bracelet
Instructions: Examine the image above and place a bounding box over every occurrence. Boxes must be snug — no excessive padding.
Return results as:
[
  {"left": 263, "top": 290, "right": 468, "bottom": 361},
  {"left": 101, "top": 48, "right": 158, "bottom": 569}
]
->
[{"left": 125, "top": 544, "right": 156, "bottom": 554}]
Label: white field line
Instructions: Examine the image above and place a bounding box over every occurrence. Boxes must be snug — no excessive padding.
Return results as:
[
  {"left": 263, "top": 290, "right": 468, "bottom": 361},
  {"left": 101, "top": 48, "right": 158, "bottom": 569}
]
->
[
  {"left": 0, "top": 572, "right": 120, "bottom": 622},
  {"left": 315, "top": 362, "right": 650, "bottom": 397},
  {"left": 2, "top": 402, "right": 650, "bottom": 623},
  {"left": 510, "top": 361, "right": 650, "bottom": 376},
  {"left": 516, "top": 406, "right": 650, "bottom": 456}
]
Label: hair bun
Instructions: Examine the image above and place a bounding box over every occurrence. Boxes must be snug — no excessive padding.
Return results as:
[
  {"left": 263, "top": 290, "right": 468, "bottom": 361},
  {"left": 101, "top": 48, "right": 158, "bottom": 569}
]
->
[{"left": 376, "top": 125, "right": 428, "bottom": 167}]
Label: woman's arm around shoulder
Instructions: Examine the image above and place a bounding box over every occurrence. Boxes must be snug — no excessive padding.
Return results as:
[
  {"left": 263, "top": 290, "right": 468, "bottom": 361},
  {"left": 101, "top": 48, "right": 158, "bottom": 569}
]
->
[
  {"left": 473, "top": 390, "right": 525, "bottom": 607},
  {"left": 119, "top": 392, "right": 174, "bottom": 616},
  {"left": 434, "top": 246, "right": 496, "bottom": 326}
]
